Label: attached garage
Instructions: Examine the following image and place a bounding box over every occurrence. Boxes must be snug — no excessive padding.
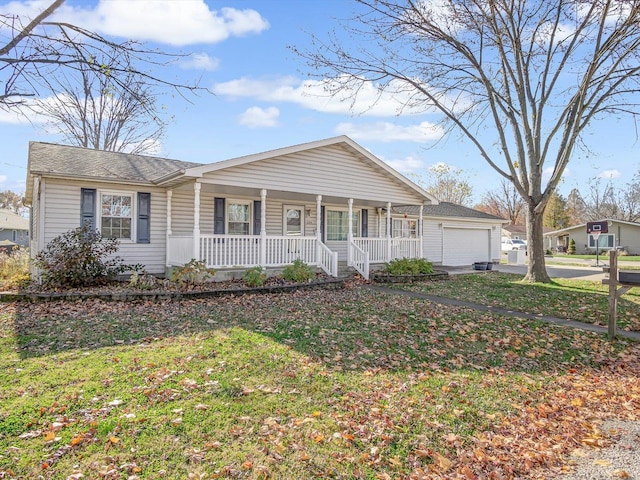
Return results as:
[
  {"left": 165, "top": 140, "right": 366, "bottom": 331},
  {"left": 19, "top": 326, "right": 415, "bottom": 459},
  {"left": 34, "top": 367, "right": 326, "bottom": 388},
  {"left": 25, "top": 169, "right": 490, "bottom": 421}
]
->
[{"left": 442, "top": 227, "right": 491, "bottom": 266}]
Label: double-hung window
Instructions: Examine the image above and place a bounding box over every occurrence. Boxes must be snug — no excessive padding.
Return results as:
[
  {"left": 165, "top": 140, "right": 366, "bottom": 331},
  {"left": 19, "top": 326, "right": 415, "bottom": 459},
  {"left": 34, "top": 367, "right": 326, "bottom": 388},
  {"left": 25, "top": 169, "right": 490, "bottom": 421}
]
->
[
  {"left": 326, "top": 209, "right": 359, "bottom": 241},
  {"left": 588, "top": 234, "right": 615, "bottom": 249},
  {"left": 392, "top": 218, "right": 417, "bottom": 238},
  {"left": 100, "top": 193, "right": 133, "bottom": 240},
  {"left": 227, "top": 201, "right": 251, "bottom": 235}
]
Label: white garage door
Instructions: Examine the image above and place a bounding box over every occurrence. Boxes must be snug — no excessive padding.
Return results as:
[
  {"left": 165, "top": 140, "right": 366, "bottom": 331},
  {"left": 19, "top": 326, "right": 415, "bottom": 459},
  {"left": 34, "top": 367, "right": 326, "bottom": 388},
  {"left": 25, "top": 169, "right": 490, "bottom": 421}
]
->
[{"left": 443, "top": 227, "right": 490, "bottom": 266}]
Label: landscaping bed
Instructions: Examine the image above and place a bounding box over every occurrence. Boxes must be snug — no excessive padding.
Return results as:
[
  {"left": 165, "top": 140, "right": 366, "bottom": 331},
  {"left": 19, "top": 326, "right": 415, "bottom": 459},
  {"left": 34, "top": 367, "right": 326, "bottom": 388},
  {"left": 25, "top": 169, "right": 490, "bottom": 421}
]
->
[
  {"left": 0, "top": 274, "right": 344, "bottom": 302},
  {"left": 371, "top": 269, "right": 449, "bottom": 283}
]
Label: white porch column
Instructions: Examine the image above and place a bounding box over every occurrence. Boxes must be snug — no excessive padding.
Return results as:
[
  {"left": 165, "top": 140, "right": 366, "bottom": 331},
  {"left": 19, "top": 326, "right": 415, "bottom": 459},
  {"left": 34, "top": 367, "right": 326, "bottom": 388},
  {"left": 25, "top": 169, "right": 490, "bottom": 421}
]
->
[
  {"left": 347, "top": 198, "right": 354, "bottom": 265},
  {"left": 419, "top": 205, "right": 424, "bottom": 259},
  {"left": 166, "top": 190, "right": 172, "bottom": 267},
  {"left": 386, "top": 202, "right": 392, "bottom": 262},
  {"left": 316, "top": 195, "right": 322, "bottom": 263},
  {"left": 193, "top": 182, "right": 201, "bottom": 261},
  {"left": 260, "top": 189, "right": 267, "bottom": 266}
]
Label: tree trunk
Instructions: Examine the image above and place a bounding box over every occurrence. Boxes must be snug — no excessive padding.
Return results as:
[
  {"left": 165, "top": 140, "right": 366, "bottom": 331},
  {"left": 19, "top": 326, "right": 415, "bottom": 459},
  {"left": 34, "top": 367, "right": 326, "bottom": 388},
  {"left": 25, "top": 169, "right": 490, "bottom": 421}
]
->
[{"left": 524, "top": 203, "right": 551, "bottom": 283}]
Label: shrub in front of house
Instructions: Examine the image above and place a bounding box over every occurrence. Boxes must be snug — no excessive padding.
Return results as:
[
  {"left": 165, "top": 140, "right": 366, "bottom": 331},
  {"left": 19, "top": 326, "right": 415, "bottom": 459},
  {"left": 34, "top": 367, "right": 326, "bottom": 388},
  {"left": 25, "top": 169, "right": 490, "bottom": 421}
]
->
[
  {"left": 568, "top": 238, "right": 576, "bottom": 255},
  {"left": 282, "top": 259, "right": 315, "bottom": 283},
  {"left": 243, "top": 266, "right": 267, "bottom": 287},
  {"left": 385, "top": 257, "right": 434, "bottom": 275},
  {"left": 170, "top": 259, "right": 215, "bottom": 288},
  {"left": 34, "top": 223, "right": 136, "bottom": 288}
]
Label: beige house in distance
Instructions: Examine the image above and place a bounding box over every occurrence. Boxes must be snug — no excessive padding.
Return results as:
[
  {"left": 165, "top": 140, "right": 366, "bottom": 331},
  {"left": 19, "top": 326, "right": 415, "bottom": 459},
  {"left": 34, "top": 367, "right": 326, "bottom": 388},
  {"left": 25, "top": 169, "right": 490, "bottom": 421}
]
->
[
  {"left": 544, "top": 219, "right": 640, "bottom": 255},
  {"left": 26, "top": 136, "right": 505, "bottom": 279}
]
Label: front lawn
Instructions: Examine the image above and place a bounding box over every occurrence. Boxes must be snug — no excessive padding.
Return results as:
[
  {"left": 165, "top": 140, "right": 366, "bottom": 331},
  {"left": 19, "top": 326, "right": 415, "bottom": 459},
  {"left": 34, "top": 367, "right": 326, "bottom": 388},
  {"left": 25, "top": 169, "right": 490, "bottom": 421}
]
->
[
  {"left": 395, "top": 272, "right": 640, "bottom": 331},
  {"left": 1, "top": 287, "right": 639, "bottom": 479}
]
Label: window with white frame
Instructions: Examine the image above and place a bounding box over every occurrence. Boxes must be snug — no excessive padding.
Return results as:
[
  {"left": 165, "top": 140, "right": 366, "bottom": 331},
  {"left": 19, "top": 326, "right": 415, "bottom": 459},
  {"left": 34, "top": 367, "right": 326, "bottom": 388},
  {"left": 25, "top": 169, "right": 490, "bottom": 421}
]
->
[
  {"left": 392, "top": 218, "right": 417, "bottom": 238},
  {"left": 326, "top": 209, "right": 359, "bottom": 241},
  {"left": 227, "top": 201, "right": 251, "bottom": 235},
  {"left": 588, "top": 234, "right": 615, "bottom": 249},
  {"left": 100, "top": 193, "right": 133, "bottom": 240}
]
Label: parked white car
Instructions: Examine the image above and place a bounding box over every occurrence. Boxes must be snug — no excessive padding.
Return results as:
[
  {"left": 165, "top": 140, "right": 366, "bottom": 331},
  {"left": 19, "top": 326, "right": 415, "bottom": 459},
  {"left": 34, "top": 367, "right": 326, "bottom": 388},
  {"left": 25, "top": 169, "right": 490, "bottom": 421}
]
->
[{"left": 501, "top": 238, "right": 527, "bottom": 252}]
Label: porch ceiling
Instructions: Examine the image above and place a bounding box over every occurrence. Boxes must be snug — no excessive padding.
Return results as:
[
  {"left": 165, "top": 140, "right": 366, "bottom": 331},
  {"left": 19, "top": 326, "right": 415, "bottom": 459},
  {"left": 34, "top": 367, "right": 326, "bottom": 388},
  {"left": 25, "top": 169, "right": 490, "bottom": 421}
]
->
[{"left": 177, "top": 182, "right": 423, "bottom": 208}]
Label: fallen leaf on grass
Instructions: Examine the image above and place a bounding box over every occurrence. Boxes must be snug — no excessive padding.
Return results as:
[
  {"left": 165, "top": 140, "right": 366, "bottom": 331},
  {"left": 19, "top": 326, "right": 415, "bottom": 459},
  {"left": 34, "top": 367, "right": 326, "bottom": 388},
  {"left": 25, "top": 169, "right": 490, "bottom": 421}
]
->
[{"left": 593, "top": 459, "right": 612, "bottom": 466}]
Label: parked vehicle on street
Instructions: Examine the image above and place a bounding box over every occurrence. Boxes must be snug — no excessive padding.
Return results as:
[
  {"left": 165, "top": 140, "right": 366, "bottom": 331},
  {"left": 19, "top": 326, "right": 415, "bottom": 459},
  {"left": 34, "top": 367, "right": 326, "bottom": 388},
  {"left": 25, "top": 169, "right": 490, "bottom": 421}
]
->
[{"left": 501, "top": 238, "right": 527, "bottom": 252}]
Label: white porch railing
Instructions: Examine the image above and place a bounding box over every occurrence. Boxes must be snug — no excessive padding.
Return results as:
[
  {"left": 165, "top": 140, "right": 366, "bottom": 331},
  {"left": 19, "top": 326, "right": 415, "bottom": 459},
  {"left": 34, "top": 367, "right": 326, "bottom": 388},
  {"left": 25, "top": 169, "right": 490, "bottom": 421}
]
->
[
  {"left": 317, "top": 241, "right": 339, "bottom": 277},
  {"left": 168, "top": 235, "right": 339, "bottom": 275},
  {"left": 348, "top": 241, "right": 370, "bottom": 280},
  {"left": 353, "top": 237, "right": 422, "bottom": 263},
  {"left": 391, "top": 238, "right": 421, "bottom": 259}
]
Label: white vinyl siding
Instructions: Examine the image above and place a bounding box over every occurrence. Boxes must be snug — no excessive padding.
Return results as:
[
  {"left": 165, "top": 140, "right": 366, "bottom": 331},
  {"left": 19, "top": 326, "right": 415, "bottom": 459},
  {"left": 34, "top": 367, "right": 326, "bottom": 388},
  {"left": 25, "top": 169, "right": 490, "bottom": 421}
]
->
[
  {"left": 40, "top": 179, "right": 167, "bottom": 274},
  {"left": 200, "top": 145, "right": 425, "bottom": 205}
]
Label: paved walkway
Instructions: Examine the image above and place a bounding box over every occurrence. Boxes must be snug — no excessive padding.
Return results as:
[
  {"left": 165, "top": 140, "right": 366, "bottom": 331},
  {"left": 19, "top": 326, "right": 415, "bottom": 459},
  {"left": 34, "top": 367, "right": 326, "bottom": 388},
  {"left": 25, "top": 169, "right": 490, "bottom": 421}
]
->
[{"left": 365, "top": 281, "right": 640, "bottom": 342}]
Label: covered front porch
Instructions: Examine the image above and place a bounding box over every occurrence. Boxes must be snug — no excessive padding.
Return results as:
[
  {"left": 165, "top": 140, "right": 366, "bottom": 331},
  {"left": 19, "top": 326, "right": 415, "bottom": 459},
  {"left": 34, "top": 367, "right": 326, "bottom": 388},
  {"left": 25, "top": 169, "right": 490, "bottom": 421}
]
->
[{"left": 164, "top": 183, "right": 425, "bottom": 280}]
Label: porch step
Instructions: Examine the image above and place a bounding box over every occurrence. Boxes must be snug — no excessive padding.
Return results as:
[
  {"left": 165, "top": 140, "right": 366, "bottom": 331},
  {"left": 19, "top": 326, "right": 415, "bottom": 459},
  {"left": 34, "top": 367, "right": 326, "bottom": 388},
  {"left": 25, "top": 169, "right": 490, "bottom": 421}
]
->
[{"left": 337, "top": 262, "right": 357, "bottom": 278}]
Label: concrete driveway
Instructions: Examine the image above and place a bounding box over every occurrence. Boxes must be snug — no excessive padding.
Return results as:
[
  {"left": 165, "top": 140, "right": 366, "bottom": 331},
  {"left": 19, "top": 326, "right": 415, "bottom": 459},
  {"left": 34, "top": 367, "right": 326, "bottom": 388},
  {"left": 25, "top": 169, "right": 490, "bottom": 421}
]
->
[{"left": 494, "top": 263, "right": 607, "bottom": 281}]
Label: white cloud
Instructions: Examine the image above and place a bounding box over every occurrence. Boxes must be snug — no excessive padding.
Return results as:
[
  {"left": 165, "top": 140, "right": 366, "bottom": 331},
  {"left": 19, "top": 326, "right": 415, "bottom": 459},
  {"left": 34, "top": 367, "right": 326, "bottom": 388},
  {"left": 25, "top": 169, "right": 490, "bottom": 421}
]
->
[
  {"left": 0, "top": 175, "right": 7, "bottom": 183},
  {"left": 213, "top": 76, "right": 463, "bottom": 117},
  {"left": 238, "top": 106, "right": 279, "bottom": 128},
  {"left": 598, "top": 169, "right": 621, "bottom": 179},
  {"left": 7, "top": 1, "right": 269, "bottom": 46},
  {"left": 335, "top": 121, "right": 444, "bottom": 143},
  {"left": 383, "top": 156, "right": 425, "bottom": 174},
  {"left": 180, "top": 53, "right": 220, "bottom": 71}
]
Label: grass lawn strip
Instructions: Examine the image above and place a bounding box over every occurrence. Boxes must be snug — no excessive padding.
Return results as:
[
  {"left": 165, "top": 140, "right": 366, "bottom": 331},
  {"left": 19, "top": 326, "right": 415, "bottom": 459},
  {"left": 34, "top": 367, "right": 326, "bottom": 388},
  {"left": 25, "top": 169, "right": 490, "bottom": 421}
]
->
[
  {"left": 394, "top": 272, "right": 640, "bottom": 332},
  {"left": 0, "top": 287, "right": 639, "bottom": 479}
]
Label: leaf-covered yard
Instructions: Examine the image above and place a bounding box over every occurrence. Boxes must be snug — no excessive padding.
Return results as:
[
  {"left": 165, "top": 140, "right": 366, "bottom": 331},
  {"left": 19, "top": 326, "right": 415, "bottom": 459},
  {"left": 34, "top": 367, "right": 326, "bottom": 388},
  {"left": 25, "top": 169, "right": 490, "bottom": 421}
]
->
[
  {"left": 394, "top": 272, "right": 640, "bottom": 332},
  {"left": 1, "top": 282, "right": 639, "bottom": 479}
]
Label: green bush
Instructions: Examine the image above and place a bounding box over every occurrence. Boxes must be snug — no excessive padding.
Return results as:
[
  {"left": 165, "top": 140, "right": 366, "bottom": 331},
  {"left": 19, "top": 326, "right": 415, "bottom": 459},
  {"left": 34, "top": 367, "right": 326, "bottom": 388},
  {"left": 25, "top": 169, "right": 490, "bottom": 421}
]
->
[
  {"left": 282, "top": 259, "right": 315, "bottom": 283},
  {"left": 170, "top": 259, "right": 215, "bottom": 288},
  {"left": 243, "top": 267, "right": 267, "bottom": 287},
  {"left": 34, "top": 224, "right": 136, "bottom": 288},
  {"left": 568, "top": 238, "right": 576, "bottom": 255},
  {"left": 385, "top": 257, "right": 434, "bottom": 275},
  {"left": 0, "top": 248, "right": 30, "bottom": 290}
]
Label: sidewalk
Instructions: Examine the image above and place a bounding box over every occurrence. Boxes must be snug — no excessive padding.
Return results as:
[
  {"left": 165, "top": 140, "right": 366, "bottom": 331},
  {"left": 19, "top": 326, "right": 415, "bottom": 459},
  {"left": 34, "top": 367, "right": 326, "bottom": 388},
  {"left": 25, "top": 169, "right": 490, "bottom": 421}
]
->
[{"left": 365, "top": 283, "right": 640, "bottom": 342}]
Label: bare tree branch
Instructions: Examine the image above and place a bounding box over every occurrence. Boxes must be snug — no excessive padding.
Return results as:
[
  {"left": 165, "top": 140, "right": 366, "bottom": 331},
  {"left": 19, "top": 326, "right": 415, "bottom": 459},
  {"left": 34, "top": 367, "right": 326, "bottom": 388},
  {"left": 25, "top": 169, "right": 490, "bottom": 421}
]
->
[{"left": 296, "top": 0, "right": 640, "bottom": 282}]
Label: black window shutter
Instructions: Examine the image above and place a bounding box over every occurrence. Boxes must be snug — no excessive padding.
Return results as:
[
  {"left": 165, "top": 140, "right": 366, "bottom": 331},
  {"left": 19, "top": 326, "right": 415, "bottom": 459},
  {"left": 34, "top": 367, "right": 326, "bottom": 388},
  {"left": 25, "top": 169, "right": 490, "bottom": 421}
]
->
[
  {"left": 80, "top": 188, "right": 96, "bottom": 230},
  {"left": 361, "top": 209, "right": 368, "bottom": 238},
  {"left": 137, "top": 192, "right": 151, "bottom": 243},
  {"left": 320, "top": 206, "right": 325, "bottom": 242},
  {"left": 214, "top": 197, "right": 225, "bottom": 234},
  {"left": 253, "top": 200, "right": 261, "bottom": 235}
]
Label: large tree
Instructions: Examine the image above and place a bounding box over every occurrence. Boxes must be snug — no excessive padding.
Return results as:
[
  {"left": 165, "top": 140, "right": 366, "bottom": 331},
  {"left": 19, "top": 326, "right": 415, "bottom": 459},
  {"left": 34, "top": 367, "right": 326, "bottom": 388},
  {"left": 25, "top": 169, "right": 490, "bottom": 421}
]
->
[
  {"left": 475, "top": 179, "right": 524, "bottom": 224},
  {"left": 299, "top": 0, "right": 640, "bottom": 282},
  {"left": 32, "top": 43, "right": 167, "bottom": 154},
  {"left": 1, "top": 0, "right": 200, "bottom": 110}
]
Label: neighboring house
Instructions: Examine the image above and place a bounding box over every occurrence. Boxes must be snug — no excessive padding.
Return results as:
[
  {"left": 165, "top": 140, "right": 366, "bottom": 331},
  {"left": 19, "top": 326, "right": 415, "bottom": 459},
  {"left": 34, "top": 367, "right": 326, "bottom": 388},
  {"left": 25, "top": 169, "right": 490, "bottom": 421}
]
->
[
  {"left": 502, "top": 224, "right": 552, "bottom": 242},
  {"left": 544, "top": 219, "right": 640, "bottom": 255},
  {"left": 0, "top": 208, "right": 29, "bottom": 247},
  {"left": 25, "top": 136, "right": 506, "bottom": 279}
]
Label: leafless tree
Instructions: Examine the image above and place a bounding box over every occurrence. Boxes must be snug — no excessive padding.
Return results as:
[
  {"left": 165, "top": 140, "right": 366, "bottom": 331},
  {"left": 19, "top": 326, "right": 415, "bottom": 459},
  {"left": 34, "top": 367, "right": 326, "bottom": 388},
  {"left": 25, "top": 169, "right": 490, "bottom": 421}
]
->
[
  {"left": 578, "top": 174, "right": 640, "bottom": 222},
  {"left": 475, "top": 179, "right": 524, "bottom": 224},
  {"left": 413, "top": 163, "right": 474, "bottom": 206},
  {"left": 31, "top": 44, "right": 168, "bottom": 154},
  {"left": 1, "top": 0, "right": 202, "bottom": 110},
  {"left": 298, "top": 0, "right": 640, "bottom": 282}
]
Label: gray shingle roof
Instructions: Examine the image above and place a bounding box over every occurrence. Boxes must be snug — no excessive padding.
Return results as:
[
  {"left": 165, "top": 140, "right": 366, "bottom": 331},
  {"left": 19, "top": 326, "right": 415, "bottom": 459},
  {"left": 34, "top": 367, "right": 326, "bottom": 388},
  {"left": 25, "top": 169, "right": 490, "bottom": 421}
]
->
[
  {"left": 393, "top": 202, "right": 506, "bottom": 221},
  {"left": 0, "top": 209, "right": 29, "bottom": 230},
  {"left": 28, "top": 142, "right": 202, "bottom": 184}
]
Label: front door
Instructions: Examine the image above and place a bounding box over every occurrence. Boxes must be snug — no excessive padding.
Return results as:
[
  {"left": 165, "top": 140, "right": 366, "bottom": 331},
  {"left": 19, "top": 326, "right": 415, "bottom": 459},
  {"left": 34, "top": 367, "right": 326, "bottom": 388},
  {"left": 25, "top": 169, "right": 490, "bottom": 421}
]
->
[{"left": 284, "top": 205, "right": 304, "bottom": 236}]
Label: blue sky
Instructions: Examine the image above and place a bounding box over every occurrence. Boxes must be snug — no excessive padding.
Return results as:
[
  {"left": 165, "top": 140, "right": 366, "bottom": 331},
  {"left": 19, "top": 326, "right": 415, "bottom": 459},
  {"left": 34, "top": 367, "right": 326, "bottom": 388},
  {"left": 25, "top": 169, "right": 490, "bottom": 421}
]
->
[{"left": 1, "top": 0, "right": 638, "bottom": 202}]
